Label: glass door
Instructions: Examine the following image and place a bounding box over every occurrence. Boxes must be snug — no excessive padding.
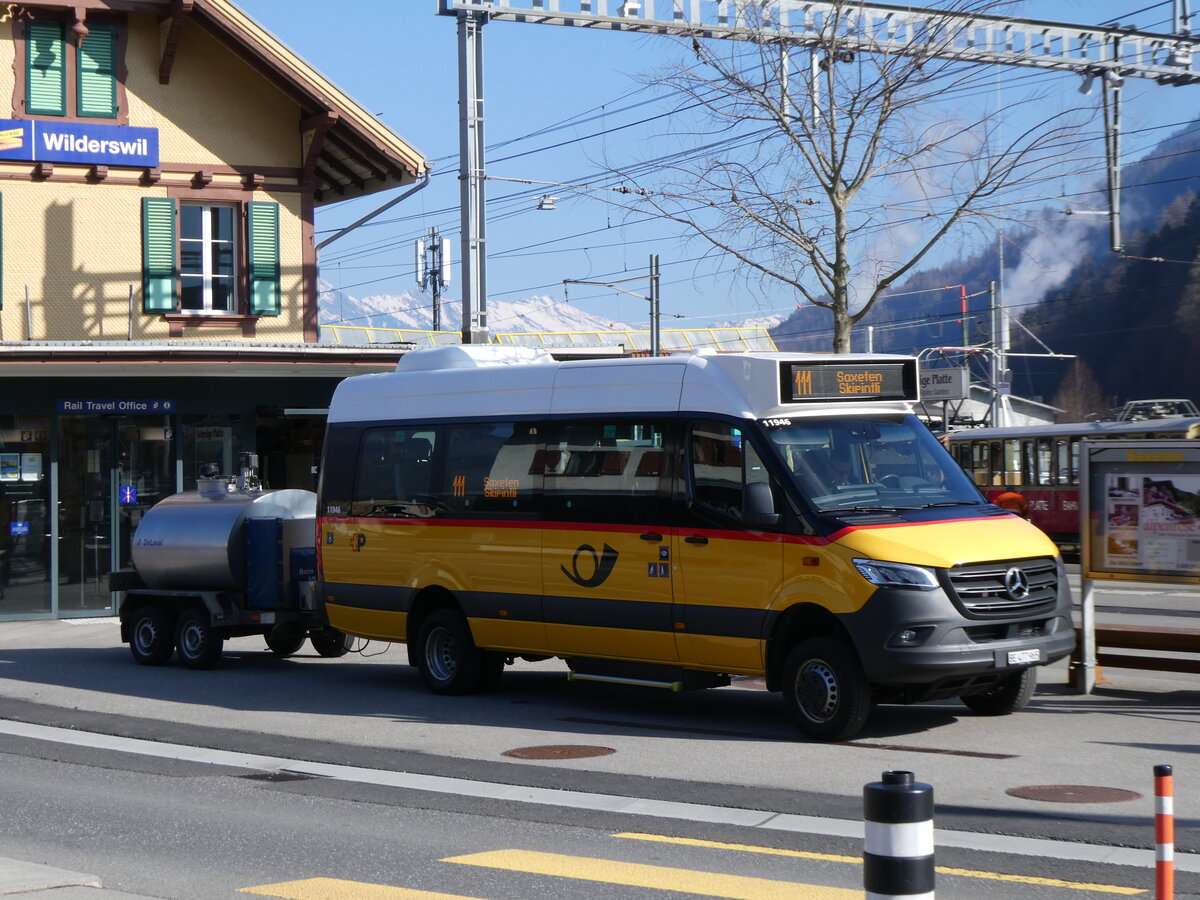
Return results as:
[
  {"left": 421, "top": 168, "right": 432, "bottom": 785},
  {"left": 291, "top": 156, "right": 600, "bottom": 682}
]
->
[
  {"left": 0, "top": 417, "right": 52, "bottom": 616},
  {"left": 58, "top": 416, "right": 114, "bottom": 613},
  {"left": 58, "top": 415, "right": 176, "bottom": 614},
  {"left": 115, "top": 418, "right": 176, "bottom": 577}
]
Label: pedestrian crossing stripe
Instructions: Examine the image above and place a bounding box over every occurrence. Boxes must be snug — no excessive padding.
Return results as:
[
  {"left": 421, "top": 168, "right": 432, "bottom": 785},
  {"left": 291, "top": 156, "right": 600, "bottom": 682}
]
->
[
  {"left": 239, "top": 878, "right": 484, "bottom": 899},
  {"left": 442, "top": 849, "right": 858, "bottom": 899},
  {"left": 614, "top": 833, "right": 1147, "bottom": 895},
  {"left": 240, "top": 838, "right": 1148, "bottom": 899}
]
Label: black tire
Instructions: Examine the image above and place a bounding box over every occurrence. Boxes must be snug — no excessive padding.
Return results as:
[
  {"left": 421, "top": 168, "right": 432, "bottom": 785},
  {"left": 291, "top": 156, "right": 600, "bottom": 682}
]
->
[
  {"left": 128, "top": 604, "right": 175, "bottom": 666},
  {"left": 961, "top": 666, "right": 1037, "bottom": 716},
  {"left": 265, "top": 627, "right": 307, "bottom": 657},
  {"left": 782, "top": 637, "right": 872, "bottom": 742},
  {"left": 175, "top": 607, "right": 224, "bottom": 670},
  {"left": 415, "top": 609, "right": 503, "bottom": 695},
  {"left": 309, "top": 627, "right": 354, "bottom": 658}
]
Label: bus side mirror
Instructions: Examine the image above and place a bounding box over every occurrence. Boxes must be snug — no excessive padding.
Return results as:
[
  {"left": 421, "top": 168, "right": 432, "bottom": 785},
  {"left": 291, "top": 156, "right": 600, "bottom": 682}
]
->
[{"left": 744, "top": 481, "right": 780, "bottom": 528}]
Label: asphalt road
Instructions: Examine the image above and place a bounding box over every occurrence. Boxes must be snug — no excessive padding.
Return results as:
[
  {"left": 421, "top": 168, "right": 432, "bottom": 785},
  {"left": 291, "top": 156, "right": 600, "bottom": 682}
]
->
[{"left": 0, "top": 574, "right": 1195, "bottom": 898}]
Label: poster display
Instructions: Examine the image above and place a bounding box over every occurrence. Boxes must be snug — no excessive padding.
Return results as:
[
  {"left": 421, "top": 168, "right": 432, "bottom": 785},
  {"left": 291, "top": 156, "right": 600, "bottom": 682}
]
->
[{"left": 1082, "top": 440, "right": 1200, "bottom": 583}]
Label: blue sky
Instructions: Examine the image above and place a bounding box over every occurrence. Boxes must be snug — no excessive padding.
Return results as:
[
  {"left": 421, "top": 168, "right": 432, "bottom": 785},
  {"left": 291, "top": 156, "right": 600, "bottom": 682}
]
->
[{"left": 237, "top": 0, "right": 1200, "bottom": 332}]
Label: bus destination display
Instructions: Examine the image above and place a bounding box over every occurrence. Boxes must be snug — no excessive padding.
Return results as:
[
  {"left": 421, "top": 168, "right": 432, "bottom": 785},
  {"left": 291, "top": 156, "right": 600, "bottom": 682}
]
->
[{"left": 780, "top": 361, "right": 915, "bottom": 403}]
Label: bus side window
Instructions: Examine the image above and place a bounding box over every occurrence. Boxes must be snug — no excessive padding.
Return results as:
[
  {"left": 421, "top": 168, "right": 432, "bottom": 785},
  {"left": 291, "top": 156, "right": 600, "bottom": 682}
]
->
[
  {"left": 688, "top": 421, "right": 771, "bottom": 523},
  {"left": 351, "top": 427, "right": 438, "bottom": 517},
  {"left": 543, "top": 420, "right": 665, "bottom": 525},
  {"left": 438, "top": 422, "right": 540, "bottom": 514},
  {"left": 318, "top": 425, "right": 360, "bottom": 508}
]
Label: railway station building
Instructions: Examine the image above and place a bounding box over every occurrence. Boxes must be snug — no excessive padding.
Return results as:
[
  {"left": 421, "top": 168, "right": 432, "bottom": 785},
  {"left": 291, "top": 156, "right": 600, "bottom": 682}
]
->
[{"left": 0, "top": 0, "right": 426, "bottom": 620}]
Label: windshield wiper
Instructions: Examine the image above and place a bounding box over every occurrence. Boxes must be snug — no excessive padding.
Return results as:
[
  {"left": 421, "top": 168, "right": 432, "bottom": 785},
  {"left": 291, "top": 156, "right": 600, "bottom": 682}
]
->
[{"left": 918, "top": 501, "right": 980, "bottom": 508}]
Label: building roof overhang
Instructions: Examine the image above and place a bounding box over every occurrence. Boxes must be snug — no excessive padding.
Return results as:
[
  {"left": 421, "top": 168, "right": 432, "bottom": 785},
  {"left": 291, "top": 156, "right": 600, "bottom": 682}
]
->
[
  {"left": 0, "top": 341, "right": 412, "bottom": 378},
  {"left": 191, "top": 0, "right": 427, "bottom": 204}
]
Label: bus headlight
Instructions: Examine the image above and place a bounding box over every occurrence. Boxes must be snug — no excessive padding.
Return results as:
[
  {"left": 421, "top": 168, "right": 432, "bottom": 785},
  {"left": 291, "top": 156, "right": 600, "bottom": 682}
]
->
[{"left": 853, "top": 558, "right": 940, "bottom": 591}]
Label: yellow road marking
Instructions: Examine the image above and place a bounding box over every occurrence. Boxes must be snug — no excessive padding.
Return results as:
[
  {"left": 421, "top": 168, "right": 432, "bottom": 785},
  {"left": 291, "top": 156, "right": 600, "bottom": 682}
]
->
[
  {"left": 238, "top": 878, "right": 485, "bottom": 900},
  {"left": 443, "top": 849, "right": 858, "bottom": 899},
  {"left": 618, "top": 831, "right": 860, "bottom": 864},
  {"left": 615, "top": 833, "right": 1147, "bottom": 895}
]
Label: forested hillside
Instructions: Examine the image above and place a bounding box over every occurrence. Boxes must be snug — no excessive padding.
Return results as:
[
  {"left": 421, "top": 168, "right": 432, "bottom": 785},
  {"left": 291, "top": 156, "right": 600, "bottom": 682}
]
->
[{"left": 770, "top": 124, "right": 1200, "bottom": 415}]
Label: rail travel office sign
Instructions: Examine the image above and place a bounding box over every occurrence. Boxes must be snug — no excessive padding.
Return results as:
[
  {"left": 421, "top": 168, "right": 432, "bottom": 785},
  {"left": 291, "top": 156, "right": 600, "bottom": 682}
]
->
[{"left": 0, "top": 119, "right": 159, "bottom": 167}]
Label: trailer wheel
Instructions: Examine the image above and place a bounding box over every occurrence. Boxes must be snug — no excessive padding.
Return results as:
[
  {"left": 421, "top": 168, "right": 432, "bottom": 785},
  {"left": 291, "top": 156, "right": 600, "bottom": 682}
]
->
[
  {"left": 128, "top": 604, "right": 174, "bottom": 666},
  {"left": 782, "top": 637, "right": 871, "bottom": 742},
  {"left": 175, "top": 607, "right": 224, "bottom": 670},
  {"left": 961, "top": 666, "right": 1037, "bottom": 716},
  {"left": 265, "top": 627, "right": 307, "bottom": 657},
  {"left": 309, "top": 627, "right": 354, "bottom": 658},
  {"left": 415, "top": 609, "right": 502, "bottom": 695}
]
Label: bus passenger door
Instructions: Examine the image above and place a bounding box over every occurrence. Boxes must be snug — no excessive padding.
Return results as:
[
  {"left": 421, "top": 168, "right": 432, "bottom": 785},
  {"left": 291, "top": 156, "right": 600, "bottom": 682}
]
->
[
  {"left": 540, "top": 421, "right": 678, "bottom": 662},
  {"left": 672, "top": 421, "right": 781, "bottom": 673}
]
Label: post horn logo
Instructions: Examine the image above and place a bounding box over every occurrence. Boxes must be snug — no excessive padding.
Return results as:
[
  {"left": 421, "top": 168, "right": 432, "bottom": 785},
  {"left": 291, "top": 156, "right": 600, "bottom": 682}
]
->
[{"left": 561, "top": 543, "right": 619, "bottom": 588}]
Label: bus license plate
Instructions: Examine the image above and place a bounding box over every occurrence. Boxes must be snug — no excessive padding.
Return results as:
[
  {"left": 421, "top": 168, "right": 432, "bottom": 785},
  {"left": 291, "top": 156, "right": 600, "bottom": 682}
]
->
[{"left": 1007, "top": 648, "right": 1040, "bottom": 665}]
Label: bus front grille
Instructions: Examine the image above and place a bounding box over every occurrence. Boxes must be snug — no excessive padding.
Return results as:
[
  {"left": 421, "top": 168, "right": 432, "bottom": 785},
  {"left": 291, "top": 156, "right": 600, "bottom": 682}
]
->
[{"left": 945, "top": 557, "right": 1059, "bottom": 618}]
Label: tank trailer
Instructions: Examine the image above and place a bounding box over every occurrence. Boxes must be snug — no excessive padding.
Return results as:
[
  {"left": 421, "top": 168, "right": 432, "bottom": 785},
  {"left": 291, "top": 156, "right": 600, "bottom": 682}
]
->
[{"left": 110, "top": 456, "right": 352, "bottom": 668}]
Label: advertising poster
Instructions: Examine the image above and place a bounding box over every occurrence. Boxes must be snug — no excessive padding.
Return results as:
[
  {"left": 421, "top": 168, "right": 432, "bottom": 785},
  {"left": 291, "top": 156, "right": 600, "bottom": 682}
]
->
[
  {"left": 19, "top": 452, "right": 41, "bottom": 482},
  {"left": 1083, "top": 440, "right": 1200, "bottom": 583},
  {"left": 0, "top": 453, "right": 18, "bottom": 482}
]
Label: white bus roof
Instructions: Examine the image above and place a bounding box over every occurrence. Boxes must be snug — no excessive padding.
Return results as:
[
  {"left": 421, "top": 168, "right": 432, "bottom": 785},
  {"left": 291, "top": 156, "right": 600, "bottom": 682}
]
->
[{"left": 326, "top": 347, "right": 920, "bottom": 425}]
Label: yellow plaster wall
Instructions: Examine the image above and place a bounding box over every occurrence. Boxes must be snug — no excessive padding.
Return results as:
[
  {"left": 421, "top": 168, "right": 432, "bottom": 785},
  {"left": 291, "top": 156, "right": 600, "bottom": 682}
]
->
[
  {"left": 124, "top": 13, "right": 300, "bottom": 168},
  {"left": 0, "top": 181, "right": 306, "bottom": 342},
  {"left": 0, "top": 10, "right": 310, "bottom": 342}
]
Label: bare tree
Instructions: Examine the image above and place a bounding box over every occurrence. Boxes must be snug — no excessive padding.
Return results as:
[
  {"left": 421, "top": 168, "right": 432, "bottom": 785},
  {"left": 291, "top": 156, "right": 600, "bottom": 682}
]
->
[
  {"left": 1050, "top": 358, "right": 1108, "bottom": 422},
  {"left": 611, "top": 0, "right": 1094, "bottom": 352}
]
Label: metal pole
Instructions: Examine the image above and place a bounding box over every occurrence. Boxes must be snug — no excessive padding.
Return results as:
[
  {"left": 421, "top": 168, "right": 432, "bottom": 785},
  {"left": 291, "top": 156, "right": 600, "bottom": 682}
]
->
[
  {"left": 989, "top": 280, "right": 1000, "bottom": 428},
  {"left": 1076, "top": 578, "right": 1097, "bottom": 693},
  {"left": 431, "top": 228, "right": 442, "bottom": 332},
  {"left": 458, "top": 9, "right": 488, "bottom": 344},
  {"left": 649, "top": 254, "right": 660, "bottom": 356},
  {"left": 1102, "top": 53, "right": 1123, "bottom": 253},
  {"left": 960, "top": 284, "right": 968, "bottom": 349}
]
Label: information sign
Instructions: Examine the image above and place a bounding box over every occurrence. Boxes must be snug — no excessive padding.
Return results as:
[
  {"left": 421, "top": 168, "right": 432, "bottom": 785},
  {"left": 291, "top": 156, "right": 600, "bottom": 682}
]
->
[
  {"left": 0, "top": 120, "right": 158, "bottom": 167},
  {"left": 779, "top": 360, "right": 916, "bottom": 404},
  {"left": 917, "top": 365, "right": 969, "bottom": 401},
  {"left": 1081, "top": 439, "right": 1200, "bottom": 584},
  {"left": 57, "top": 399, "right": 176, "bottom": 414}
]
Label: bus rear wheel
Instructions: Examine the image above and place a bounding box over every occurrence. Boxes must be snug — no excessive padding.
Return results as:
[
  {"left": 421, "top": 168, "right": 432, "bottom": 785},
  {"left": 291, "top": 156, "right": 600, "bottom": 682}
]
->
[
  {"left": 415, "top": 609, "right": 503, "bottom": 695},
  {"left": 782, "top": 637, "right": 871, "bottom": 742}
]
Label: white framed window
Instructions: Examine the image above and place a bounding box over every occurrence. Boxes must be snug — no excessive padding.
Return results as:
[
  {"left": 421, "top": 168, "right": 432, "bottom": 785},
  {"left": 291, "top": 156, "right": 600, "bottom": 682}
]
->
[{"left": 179, "top": 203, "right": 237, "bottom": 313}]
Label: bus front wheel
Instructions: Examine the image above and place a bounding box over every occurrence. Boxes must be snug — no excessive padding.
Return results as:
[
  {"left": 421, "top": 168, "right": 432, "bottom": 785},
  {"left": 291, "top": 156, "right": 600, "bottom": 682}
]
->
[
  {"left": 961, "top": 667, "right": 1037, "bottom": 716},
  {"left": 782, "top": 637, "right": 871, "bottom": 742},
  {"left": 415, "top": 609, "right": 503, "bottom": 695}
]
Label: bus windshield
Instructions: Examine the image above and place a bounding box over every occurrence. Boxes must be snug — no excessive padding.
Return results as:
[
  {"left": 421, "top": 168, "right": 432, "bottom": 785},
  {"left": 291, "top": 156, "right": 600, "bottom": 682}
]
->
[{"left": 762, "top": 414, "right": 983, "bottom": 513}]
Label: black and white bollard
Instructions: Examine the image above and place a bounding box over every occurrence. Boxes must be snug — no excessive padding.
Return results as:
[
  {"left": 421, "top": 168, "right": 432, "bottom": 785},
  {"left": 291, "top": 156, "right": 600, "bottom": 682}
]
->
[{"left": 863, "top": 770, "right": 935, "bottom": 899}]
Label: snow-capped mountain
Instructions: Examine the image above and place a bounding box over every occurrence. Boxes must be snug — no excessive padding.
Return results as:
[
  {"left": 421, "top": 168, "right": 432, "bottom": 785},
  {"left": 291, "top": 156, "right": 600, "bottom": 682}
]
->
[{"left": 318, "top": 281, "right": 632, "bottom": 334}]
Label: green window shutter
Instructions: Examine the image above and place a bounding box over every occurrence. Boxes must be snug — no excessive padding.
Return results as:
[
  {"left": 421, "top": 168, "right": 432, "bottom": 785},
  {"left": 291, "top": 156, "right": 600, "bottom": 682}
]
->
[
  {"left": 142, "top": 197, "right": 177, "bottom": 313},
  {"left": 77, "top": 25, "right": 117, "bottom": 118},
  {"left": 247, "top": 201, "right": 281, "bottom": 316},
  {"left": 26, "top": 20, "right": 66, "bottom": 116}
]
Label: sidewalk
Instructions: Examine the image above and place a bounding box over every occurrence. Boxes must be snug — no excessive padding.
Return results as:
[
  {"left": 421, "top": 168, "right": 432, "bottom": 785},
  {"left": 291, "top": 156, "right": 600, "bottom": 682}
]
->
[{"left": 0, "top": 856, "right": 147, "bottom": 898}]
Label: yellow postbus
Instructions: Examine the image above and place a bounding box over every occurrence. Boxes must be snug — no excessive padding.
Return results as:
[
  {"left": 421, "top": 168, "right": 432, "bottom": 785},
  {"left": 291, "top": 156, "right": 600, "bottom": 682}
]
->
[{"left": 317, "top": 346, "right": 1073, "bottom": 740}]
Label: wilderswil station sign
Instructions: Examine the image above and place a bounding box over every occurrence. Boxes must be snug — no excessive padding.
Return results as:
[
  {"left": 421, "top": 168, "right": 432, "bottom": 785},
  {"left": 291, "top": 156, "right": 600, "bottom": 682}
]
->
[{"left": 0, "top": 119, "right": 159, "bottom": 168}]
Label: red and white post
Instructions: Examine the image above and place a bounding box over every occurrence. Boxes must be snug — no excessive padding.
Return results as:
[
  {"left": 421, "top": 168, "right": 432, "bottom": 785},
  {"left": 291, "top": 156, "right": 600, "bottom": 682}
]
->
[{"left": 1155, "top": 764, "right": 1174, "bottom": 900}]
